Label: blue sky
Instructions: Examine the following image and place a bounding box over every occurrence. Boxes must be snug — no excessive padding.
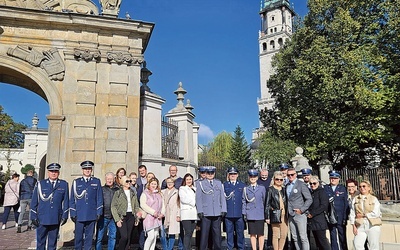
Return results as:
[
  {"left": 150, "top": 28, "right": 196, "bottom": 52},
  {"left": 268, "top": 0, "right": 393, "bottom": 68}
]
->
[{"left": 0, "top": 0, "right": 308, "bottom": 145}]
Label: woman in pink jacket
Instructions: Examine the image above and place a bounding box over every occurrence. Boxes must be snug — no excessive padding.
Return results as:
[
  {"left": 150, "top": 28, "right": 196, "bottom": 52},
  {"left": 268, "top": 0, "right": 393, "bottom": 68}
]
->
[
  {"left": 2, "top": 173, "right": 20, "bottom": 230},
  {"left": 140, "top": 177, "right": 165, "bottom": 250}
]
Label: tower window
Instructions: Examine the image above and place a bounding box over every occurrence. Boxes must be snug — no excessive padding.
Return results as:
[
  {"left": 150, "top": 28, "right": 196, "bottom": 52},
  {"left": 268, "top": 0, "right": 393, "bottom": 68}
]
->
[
  {"left": 270, "top": 40, "right": 275, "bottom": 50},
  {"left": 278, "top": 38, "right": 283, "bottom": 48},
  {"left": 271, "top": 16, "right": 275, "bottom": 21},
  {"left": 262, "top": 42, "right": 267, "bottom": 51},
  {"left": 274, "top": 27, "right": 277, "bottom": 32},
  {"left": 270, "top": 28, "right": 273, "bottom": 34}
]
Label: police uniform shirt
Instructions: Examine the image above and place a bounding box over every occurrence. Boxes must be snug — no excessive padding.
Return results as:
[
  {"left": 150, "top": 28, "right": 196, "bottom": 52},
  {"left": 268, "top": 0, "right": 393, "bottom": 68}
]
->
[
  {"left": 30, "top": 178, "right": 69, "bottom": 225},
  {"left": 70, "top": 176, "right": 104, "bottom": 221}
]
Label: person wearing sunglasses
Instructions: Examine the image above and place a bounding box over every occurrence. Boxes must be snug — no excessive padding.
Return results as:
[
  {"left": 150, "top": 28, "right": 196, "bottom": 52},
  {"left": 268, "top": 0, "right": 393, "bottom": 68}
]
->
[
  {"left": 265, "top": 171, "right": 288, "bottom": 250},
  {"left": 306, "top": 176, "right": 331, "bottom": 250},
  {"left": 324, "top": 170, "right": 349, "bottom": 250},
  {"left": 111, "top": 175, "right": 142, "bottom": 250},
  {"left": 349, "top": 180, "right": 381, "bottom": 250},
  {"left": 286, "top": 167, "right": 312, "bottom": 250}
]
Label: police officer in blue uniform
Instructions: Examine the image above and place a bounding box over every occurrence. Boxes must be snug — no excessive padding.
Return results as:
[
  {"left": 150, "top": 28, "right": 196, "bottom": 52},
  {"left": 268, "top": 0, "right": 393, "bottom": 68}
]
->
[
  {"left": 195, "top": 165, "right": 209, "bottom": 248},
  {"left": 223, "top": 167, "right": 246, "bottom": 250},
  {"left": 242, "top": 169, "right": 267, "bottom": 249},
  {"left": 301, "top": 168, "right": 312, "bottom": 189},
  {"left": 70, "top": 161, "right": 104, "bottom": 250},
  {"left": 196, "top": 166, "right": 227, "bottom": 250},
  {"left": 279, "top": 163, "right": 290, "bottom": 186},
  {"left": 324, "top": 170, "right": 348, "bottom": 250},
  {"left": 30, "top": 163, "right": 69, "bottom": 250}
]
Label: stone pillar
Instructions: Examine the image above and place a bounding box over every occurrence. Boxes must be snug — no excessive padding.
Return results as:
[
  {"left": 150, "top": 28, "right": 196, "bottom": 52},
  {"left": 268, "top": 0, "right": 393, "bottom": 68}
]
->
[
  {"left": 165, "top": 83, "right": 197, "bottom": 175},
  {"left": 139, "top": 90, "right": 166, "bottom": 176}
]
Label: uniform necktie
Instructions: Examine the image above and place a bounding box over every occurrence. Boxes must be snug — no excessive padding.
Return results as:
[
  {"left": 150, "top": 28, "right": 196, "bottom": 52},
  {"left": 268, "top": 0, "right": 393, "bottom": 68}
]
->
[
  {"left": 210, "top": 180, "right": 213, "bottom": 187},
  {"left": 52, "top": 181, "right": 55, "bottom": 188},
  {"left": 86, "top": 178, "right": 89, "bottom": 183},
  {"left": 253, "top": 186, "right": 255, "bottom": 190},
  {"left": 232, "top": 182, "right": 235, "bottom": 186}
]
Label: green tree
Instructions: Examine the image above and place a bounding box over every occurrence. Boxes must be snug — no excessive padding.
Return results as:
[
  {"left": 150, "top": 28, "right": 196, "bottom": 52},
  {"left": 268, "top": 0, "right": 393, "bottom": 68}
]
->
[
  {"left": 0, "top": 105, "right": 27, "bottom": 148},
  {"left": 229, "top": 125, "right": 251, "bottom": 167},
  {"left": 199, "top": 131, "right": 233, "bottom": 165},
  {"left": 260, "top": 0, "right": 400, "bottom": 168},
  {"left": 252, "top": 131, "right": 297, "bottom": 170}
]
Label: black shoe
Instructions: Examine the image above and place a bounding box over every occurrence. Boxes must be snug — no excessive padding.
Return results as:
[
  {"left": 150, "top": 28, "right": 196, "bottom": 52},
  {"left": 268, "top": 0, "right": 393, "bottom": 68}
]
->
[
  {"left": 27, "top": 226, "right": 32, "bottom": 231},
  {"left": 17, "top": 226, "right": 21, "bottom": 233}
]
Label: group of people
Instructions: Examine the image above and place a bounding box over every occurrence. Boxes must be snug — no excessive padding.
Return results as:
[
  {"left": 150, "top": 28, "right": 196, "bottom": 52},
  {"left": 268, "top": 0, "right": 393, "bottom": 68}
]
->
[
  {"left": 1, "top": 169, "right": 37, "bottom": 233},
  {"left": 1, "top": 161, "right": 382, "bottom": 250}
]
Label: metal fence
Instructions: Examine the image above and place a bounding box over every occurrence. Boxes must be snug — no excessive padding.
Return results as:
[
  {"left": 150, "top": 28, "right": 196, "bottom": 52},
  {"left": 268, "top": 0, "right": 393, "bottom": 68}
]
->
[
  {"left": 197, "top": 160, "right": 251, "bottom": 184},
  {"left": 341, "top": 167, "right": 400, "bottom": 201},
  {"left": 161, "top": 116, "right": 179, "bottom": 160}
]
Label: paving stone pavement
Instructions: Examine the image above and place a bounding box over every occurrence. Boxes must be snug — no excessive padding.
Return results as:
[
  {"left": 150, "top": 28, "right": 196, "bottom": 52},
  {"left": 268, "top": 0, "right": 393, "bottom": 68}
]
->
[{"left": 0, "top": 206, "right": 262, "bottom": 249}]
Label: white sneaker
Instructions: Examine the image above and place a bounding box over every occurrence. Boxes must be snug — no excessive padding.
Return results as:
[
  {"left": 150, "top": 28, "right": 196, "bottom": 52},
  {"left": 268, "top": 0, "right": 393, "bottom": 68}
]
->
[
  {"left": 1, "top": 224, "right": 5, "bottom": 230},
  {"left": 15, "top": 223, "right": 18, "bottom": 228}
]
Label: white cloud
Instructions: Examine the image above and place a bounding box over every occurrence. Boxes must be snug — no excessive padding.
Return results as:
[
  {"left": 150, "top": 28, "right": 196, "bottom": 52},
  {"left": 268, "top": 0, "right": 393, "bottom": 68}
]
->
[{"left": 198, "top": 124, "right": 215, "bottom": 143}]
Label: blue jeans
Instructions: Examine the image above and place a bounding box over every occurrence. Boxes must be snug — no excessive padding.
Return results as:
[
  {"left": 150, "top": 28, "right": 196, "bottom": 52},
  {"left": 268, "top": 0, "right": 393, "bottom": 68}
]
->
[
  {"left": 95, "top": 217, "right": 117, "bottom": 250},
  {"left": 160, "top": 225, "right": 168, "bottom": 250}
]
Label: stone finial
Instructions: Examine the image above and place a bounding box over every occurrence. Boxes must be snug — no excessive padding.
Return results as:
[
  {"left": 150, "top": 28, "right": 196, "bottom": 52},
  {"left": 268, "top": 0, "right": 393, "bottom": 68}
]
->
[
  {"left": 185, "top": 99, "right": 194, "bottom": 111},
  {"left": 32, "top": 113, "right": 39, "bottom": 130},
  {"left": 174, "top": 82, "right": 186, "bottom": 106},
  {"left": 168, "top": 82, "right": 188, "bottom": 113}
]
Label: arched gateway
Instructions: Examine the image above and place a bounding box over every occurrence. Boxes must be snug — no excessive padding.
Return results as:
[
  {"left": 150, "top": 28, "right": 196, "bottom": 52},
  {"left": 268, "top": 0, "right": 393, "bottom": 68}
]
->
[{"left": 0, "top": 2, "right": 153, "bottom": 241}]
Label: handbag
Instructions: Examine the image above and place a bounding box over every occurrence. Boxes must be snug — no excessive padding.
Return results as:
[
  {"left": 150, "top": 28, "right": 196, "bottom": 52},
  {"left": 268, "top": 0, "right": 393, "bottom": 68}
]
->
[
  {"left": 324, "top": 197, "right": 338, "bottom": 225},
  {"left": 367, "top": 217, "right": 382, "bottom": 226},
  {"left": 269, "top": 209, "right": 282, "bottom": 224}
]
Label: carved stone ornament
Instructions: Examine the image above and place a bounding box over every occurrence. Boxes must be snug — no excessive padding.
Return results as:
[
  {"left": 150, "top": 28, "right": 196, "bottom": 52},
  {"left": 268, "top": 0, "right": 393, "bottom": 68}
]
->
[
  {"left": 7, "top": 45, "right": 65, "bottom": 81},
  {"left": 100, "top": 0, "right": 122, "bottom": 17},
  {"left": 74, "top": 48, "right": 101, "bottom": 62},
  {"left": 0, "top": 0, "right": 99, "bottom": 15},
  {"left": 106, "top": 51, "right": 143, "bottom": 65}
]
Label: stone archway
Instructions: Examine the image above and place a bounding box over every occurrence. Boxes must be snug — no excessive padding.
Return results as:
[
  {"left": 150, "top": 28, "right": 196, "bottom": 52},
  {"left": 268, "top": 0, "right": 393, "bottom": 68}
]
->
[{"left": 0, "top": 4, "right": 153, "bottom": 241}]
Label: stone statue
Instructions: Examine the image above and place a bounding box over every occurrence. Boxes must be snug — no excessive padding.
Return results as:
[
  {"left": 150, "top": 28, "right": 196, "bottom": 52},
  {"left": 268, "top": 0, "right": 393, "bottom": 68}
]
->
[
  {"left": 100, "top": 0, "right": 121, "bottom": 16},
  {"left": 291, "top": 146, "right": 311, "bottom": 171}
]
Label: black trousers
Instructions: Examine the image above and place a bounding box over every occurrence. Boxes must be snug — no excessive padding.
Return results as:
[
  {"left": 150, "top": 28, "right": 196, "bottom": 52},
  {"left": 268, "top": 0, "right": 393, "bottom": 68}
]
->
[
  {"left": 200, "top": 216, "right": 222, "bottom": 250},
  {"left": 181, "top": 220, "right": 196, "bottom": 250},
  {"left": 117, "top": 212, "right": 135, "bottom": 250},
  {"left": 312, "top": 230, "right": 331, "bottom": 250}
]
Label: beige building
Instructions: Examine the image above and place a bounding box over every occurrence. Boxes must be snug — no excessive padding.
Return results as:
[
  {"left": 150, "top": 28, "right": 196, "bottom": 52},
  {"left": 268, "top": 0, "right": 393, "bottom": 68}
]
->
[{"left": 0, "top": 1, "right": 198, "bottom": 241}]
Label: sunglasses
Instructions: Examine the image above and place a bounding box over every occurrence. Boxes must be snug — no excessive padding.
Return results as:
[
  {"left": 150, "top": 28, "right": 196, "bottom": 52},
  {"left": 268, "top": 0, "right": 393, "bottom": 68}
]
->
[
  {"left": 310, "top": 182, "right": 318, "bottom": 186},
  {"left": 359, "top": 185, "right": 367, "bottom": 188},
  {"left": 275, "top": 178, "right": 284, "bottom": 181},
  {"left": 125, "top": 180, "right": 132, "bottom": 183},
  {"left": 287, "top": 173, "right": 296, "bottom": 177}
]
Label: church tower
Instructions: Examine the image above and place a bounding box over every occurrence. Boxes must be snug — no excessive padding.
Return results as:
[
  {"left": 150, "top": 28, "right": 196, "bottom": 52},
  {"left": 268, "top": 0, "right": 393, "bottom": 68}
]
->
[{"left": 257, "top": 0, "right": 295, "bottom": 128}]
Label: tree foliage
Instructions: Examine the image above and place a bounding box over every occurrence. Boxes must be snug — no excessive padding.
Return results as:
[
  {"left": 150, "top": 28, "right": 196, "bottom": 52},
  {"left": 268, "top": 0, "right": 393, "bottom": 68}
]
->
[
  {"left": 199, "top": 131, "right": 233, "bottom": 165},
  {"left": 229, "top": 125, "right": 251, "bottom": 167},
  {"left": 260, "top": 0, "right": 400, "bottom": 168},
  {"left": 0, "top": 105, "right": 27, "bottom": 148},
  {"left": 252, "top": 131, "right": 297, "bottom": 170}
]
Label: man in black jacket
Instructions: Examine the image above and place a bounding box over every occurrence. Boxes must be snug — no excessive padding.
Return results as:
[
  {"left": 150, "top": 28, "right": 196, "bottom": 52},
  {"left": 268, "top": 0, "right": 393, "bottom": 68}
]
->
[
  {"left": 17, "top": 169, "right": 37, "bottom": 232},
  {"left": 95, "top": 172, "right": 119, "bottom": 250}
]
